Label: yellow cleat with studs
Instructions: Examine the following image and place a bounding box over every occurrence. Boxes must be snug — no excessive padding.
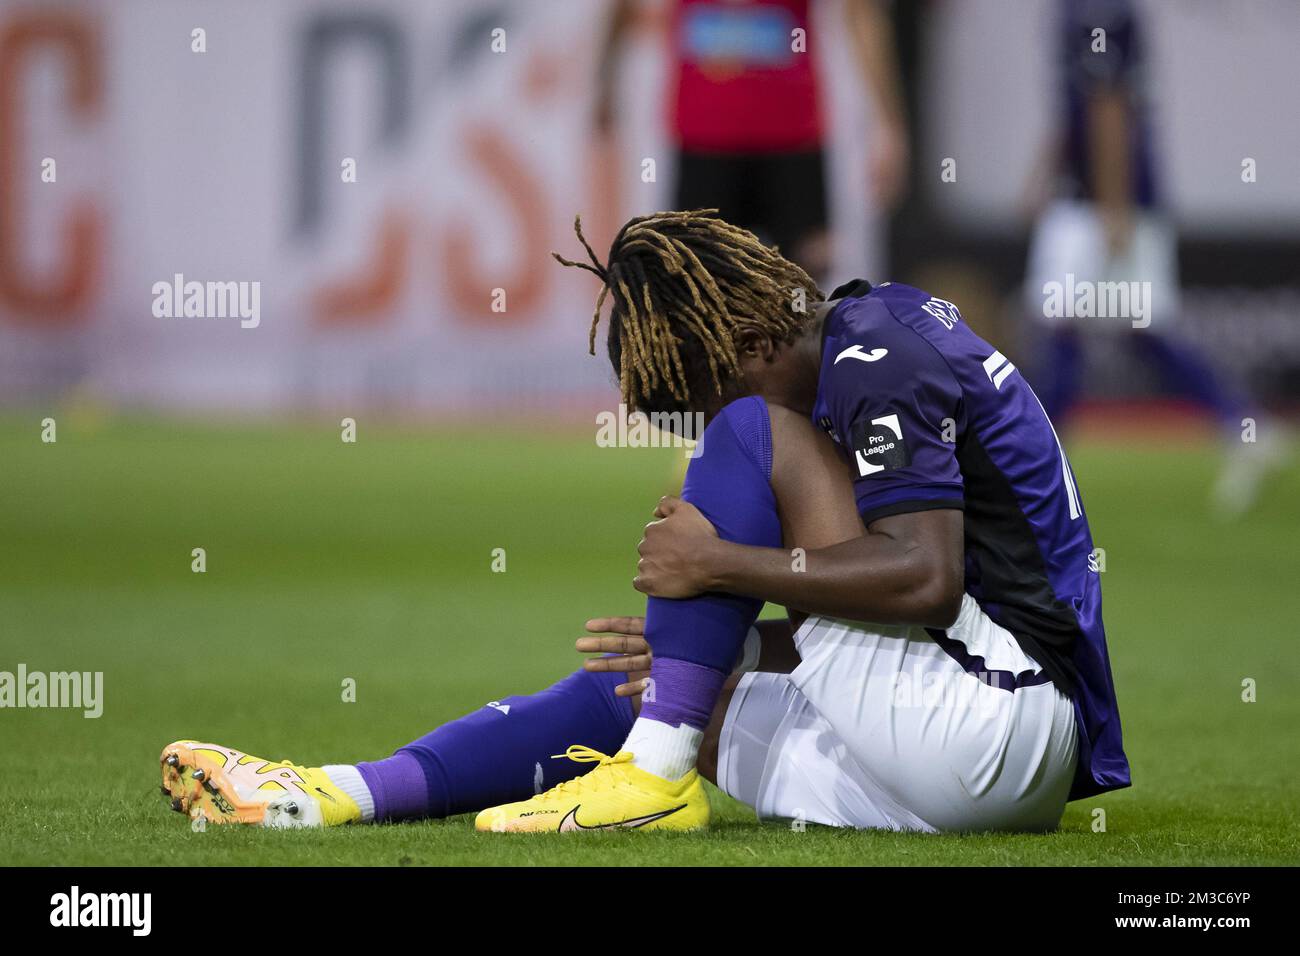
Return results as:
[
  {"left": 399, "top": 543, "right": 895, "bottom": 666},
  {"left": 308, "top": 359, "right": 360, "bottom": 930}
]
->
[{"left": 159, "top": 739, "right": 361, "bottom": 828}]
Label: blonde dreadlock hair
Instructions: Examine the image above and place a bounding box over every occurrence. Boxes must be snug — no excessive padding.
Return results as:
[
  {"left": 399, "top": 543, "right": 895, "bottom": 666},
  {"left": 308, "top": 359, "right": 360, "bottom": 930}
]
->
[{"left": 553, "top": 210, "right": 823, "bottom": 416}]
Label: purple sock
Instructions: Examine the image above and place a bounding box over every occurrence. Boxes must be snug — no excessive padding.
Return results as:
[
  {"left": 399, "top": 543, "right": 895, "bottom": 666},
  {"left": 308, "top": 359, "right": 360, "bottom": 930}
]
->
[
  {"left": 639, "top": 397, "right": 782, "bottom": 731},
  {"left": 1133, "top": 332, "right": 1248, "bottom": 428},
  {"left": 356, "top": 752, "right": 426, "bottom": 822},
  {"left": 355, "top": 666, "right": 634, "bottom": 821},
  {"left": 1037, "top": 327, "right": 1084, "bottom": 425},
  {"left": 640, "top": 658, "right": 728, "bottom": 730}
]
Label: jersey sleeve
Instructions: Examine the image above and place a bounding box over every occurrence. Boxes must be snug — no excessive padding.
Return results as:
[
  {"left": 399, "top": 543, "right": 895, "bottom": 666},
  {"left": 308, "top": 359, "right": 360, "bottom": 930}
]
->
[
  {"left": 1066, "top": 0, "right": 1140, "bottom": 90},
  {"left": 824, "top": 319, "right": 965, "bottom": 525}
]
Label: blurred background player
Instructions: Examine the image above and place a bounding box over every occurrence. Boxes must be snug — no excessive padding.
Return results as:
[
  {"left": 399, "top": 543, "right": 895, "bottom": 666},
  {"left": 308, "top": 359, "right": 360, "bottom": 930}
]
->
[
  {"left": 1022, "top": 0, "right": 1288, "bottom": 516},
  {"left": 595, "top": 0, "right": 909, "bottom": 280}
]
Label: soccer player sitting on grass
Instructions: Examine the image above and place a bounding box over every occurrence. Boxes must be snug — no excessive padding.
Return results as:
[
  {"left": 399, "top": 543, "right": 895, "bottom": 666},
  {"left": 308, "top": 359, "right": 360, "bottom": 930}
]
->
[{"left": 160, "top": 211, "right": 1128, "bottom": 833}]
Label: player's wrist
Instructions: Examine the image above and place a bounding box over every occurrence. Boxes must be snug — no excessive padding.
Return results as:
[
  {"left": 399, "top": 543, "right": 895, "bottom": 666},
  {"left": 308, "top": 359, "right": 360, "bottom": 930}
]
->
[{"left": 700, "top": 535, "right": 736, "bottom": 592}]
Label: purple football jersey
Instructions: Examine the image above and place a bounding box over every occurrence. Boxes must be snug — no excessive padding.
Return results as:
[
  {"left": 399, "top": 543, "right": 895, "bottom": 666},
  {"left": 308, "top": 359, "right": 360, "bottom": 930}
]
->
[{"left": 812, "top": 280, "right": 1130, "bottom": 799}]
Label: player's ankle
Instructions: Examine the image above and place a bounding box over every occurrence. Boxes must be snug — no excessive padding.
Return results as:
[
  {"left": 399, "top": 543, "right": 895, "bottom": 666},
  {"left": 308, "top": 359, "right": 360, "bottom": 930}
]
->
[
  {"left": 321, "top": 765, "right": 376, "bottom": 822},
  {"left": 624, "top": 716, "right": 702, "bottom": 782}
]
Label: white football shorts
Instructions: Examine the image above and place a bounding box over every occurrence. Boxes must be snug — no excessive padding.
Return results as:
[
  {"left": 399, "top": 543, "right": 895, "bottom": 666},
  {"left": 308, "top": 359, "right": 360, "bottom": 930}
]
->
[
  {"left": 1024, "top": 198, "right": 1180, "bottom": 327},
  {"left": 716, "top": 595, "right": 1079, "bottom": 832}
]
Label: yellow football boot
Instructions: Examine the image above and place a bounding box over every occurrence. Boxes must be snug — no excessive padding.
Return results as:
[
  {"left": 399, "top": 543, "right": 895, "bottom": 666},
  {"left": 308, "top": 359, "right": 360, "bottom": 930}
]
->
[
  {"left": 475, "top": 745, "right": 709, "bottom": 833},
  {"left": 160, "top": 740, "right": 362, "bottom": 828}
]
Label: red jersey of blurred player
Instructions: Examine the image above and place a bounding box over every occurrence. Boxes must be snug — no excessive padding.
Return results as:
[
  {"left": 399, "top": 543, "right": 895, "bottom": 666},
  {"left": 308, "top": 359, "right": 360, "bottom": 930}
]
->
[
  {"left": 670, "top": 0, "right": 822, "bottom": 153},
  {"left": 597, "top": 0, "right": 907, "bottom": 277}
]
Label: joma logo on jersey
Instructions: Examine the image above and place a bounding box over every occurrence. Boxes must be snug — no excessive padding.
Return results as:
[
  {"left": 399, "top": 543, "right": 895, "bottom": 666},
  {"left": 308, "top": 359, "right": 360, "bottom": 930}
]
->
[
  {"left": 834, "top": 344, "right": 888, "bottom": 364},
  {"left": 850, "top": 414, "right": 910, "bottom": 477},
  {"left": 921, "top": 297, "right": 961, "bottom": 330}
]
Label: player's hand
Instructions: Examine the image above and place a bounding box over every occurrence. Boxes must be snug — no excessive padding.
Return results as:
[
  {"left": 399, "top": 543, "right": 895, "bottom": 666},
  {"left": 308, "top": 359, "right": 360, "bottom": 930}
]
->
[
  {"left": 577, "top": 617, "right": 650, "bottom": 698},
  {"left": 1101, "top": 205, "right": 1134, "bottom": 259},
  {"left": 633, "top": 496, "right": 719, "bottom": 599}
]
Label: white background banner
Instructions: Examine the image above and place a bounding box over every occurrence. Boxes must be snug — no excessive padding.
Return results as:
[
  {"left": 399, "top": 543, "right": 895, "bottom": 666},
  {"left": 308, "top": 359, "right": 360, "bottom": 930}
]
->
[{"left": 0, "top": 0, "right": 1293, "bottom": 413}]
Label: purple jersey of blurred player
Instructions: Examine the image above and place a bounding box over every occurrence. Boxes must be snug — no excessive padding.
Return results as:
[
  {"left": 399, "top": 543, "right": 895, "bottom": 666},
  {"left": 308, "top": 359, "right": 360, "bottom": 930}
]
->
[
  {"left": 811, "top": 280, "right": 1130, "bottom": 799},
  {"left": 1060, "top": 0, "right": 1157, "bottom": 208}
]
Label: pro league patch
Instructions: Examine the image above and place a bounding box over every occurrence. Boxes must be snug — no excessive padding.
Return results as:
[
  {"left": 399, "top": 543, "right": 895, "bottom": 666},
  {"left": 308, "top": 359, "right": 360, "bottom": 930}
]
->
[{"left": 849, "top": 413, "right": 910, "bottom": 477}]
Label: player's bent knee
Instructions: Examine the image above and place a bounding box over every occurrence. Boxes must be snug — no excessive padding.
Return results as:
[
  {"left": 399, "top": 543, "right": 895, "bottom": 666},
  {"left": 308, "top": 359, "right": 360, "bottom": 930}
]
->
[{"left": 766, "top": 403, "right": 867, "bottom": 549}]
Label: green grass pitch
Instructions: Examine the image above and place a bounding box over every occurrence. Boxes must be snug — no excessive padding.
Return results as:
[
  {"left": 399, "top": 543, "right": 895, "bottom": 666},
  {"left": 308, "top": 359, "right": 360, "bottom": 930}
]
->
[{"left": 1, "top": 414, "right": 1297, "bottom": 866}]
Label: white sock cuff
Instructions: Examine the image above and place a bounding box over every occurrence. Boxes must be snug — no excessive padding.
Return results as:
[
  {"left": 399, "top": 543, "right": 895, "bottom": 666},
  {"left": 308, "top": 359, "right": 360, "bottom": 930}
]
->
[
  {"left": 322, "top": 764, "right": 375, "bottom": 823},
  {"left": 624, "top": 716, "right": 704, "bottom": 782}
]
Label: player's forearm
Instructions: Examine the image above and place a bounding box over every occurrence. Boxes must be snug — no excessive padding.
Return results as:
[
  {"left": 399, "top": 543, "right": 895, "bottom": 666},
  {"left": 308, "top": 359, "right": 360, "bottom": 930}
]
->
[
  {"left": 705, "top": 534, "right": 961, "bottom": 630},
  {"left": 595, "top": 0, "right": 634, "bottom": 107}
]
